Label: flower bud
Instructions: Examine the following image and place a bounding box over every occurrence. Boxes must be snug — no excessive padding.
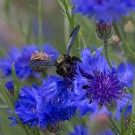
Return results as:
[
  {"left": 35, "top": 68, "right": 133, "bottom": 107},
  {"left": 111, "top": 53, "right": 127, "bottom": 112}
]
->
[
  {"left": 124, "top": 20, "right": 134, "bottom": 33},
  {"left": 89, "top": 113, "right": 110, "bottom": 134},
  {"left": 31, "top": 52, "right": 50, "bottom": 61},
  {"left": 108, "top": 35, "right": 121, "bottom": 46},
  {"left": 96, "top": 21, "right": 113, "bottom": 40}
]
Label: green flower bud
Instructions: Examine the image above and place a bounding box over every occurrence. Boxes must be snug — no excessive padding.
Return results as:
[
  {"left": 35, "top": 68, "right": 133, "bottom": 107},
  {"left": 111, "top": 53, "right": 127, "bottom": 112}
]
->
[{"left": 96, "top": 21, "right": 113, "bottom": 40}]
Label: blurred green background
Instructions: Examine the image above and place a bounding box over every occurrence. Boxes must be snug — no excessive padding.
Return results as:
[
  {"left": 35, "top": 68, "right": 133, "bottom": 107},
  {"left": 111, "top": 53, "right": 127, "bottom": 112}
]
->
[{"left": 0, "top": 0, "right": 135, "bottom": 135}]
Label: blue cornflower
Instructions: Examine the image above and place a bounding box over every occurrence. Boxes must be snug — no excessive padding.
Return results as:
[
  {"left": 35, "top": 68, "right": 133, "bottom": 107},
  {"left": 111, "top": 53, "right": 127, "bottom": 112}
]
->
[
  {"left": 10, "top": 76, "right": 76, "bottom": 128},
  {"left": 69, "top": 125, "right": 114, "bottom": 135},
  {"left": 9, "top": 85, "right": 42, "bottom": 127},
  {"left": 71, "top": 0, "right": 135, "bottom": 23},
  {"left": 41, "top": 76, "right": 71, "bottom": 102},
  {"left": 0, "top": 43, "right": 59, "bottom": 79},
  {"left": 73, "top": 47, "right": 134, "bottom": 120},
  {"left": 38, "top": 76, "right": 76, "bottom": 128}
]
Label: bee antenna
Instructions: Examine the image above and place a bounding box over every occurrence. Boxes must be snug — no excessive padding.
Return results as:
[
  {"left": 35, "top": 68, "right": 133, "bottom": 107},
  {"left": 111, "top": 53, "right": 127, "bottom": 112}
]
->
[{"left": 66, "top": 25, "right": 80, "bottom": 55}]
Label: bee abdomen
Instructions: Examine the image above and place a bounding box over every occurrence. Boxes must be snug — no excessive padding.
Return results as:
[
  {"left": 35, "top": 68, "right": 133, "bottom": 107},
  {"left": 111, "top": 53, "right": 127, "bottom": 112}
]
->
[{"left": 56, "top": 62, "right": 72, "bottom": 77}]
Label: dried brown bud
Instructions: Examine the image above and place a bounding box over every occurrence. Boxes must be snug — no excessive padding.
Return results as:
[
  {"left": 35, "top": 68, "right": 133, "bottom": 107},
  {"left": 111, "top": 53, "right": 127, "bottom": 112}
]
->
[
  {"left": 108, "top": 35, "right": 121, "bottom": 46},
  {"left": 96, "top": 21, "right": 113, "bottom": 40},
  {"left": 31, "top": 52, "right": 50, "bottom": 61},
  {"left": 124, "top": 20, "right": 134, "bottom": 33}
]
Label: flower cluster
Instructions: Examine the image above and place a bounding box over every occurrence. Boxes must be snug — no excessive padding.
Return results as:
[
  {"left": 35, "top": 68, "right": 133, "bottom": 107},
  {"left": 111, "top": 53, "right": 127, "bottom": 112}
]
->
[
  {"left": 0, "top": 0, "right": 135, "bottom": 135},
  {"left": 0, "top": 43, "right": 59, "bottom": 79},
  {"left": 9, "top": 76, "right": 76, "bottom": 129},
  {"left": 7, "top": 46, "right": 134, "bottom": 135},
  {"left": 72, "top": 47, "right": 134, "bottom": 119},
  {"left": 71, "top": 0, "right": 135, "bottom": 22}
]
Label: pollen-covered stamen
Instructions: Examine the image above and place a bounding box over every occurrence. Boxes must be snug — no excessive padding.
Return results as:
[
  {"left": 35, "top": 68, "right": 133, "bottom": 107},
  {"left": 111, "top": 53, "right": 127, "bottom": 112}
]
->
[{"left": 83, "top": 70, "right": 125, "bottom": 106}]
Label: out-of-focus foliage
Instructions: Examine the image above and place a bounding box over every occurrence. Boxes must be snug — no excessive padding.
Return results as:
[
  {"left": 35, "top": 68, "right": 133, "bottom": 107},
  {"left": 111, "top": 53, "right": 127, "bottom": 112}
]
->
[{"left": 0, "top": 0, "right": 135, "bottom": 135}]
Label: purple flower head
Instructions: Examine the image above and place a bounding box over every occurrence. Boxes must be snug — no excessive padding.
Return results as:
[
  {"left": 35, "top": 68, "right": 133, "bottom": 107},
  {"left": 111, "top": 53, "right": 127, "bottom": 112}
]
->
[
  {"left": 73, "top": 47, "right": 134, "bottom": 120},
  {"left": 10, "top": 76, "right": 76, "bottom": 128},
  {"left": 39, "top": 75, "right": 76, "bottom": 128},
  {"left": 0, "top": 43, "right": 59, "bottom": 79},
  {"left": 41, "top": 76, "right": 72, "bottom": 103},
  {"left": 71, "top": 0, "right": 135, "bottom": 23},
  {"left": 69, "top": 125, "right": 114, "bottom": 135}
]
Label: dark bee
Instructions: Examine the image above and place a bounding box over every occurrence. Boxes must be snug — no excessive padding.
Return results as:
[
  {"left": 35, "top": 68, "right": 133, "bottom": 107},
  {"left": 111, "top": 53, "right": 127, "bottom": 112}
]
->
[{"left": 28, "top": 25, "right": 80, "bottom": 77}]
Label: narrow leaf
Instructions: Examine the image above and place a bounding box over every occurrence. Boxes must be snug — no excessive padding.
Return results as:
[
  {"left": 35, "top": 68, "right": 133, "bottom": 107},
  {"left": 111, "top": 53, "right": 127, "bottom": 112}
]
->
[
  {"left": 12, "top": 63, "right": 19, "bottom": 102},
  {"left": 0, "top": 82, "right": 30, "bottom": 135}
]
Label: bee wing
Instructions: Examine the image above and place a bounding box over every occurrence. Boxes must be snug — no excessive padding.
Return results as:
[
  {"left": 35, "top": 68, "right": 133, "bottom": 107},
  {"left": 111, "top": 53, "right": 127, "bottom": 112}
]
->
[
  {"left": 28, "top": 60, "right": 55, "bottom": 68},
  {"left": 66, "top": 25, "right": 80, "bottom": 55}
]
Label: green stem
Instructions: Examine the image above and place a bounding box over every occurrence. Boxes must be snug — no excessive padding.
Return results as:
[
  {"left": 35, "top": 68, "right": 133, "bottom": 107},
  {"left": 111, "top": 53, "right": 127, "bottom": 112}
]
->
[
  {"left": 64, "top": 16, "right": 70, "bottom": 47},
  {"left": 113, "top": 23, "right": 135, "bottom": 59},
  {"left": 4, "top": 0, "right": 10, "bottom": 19},
  {"left": 26, "top": 0, "right": 32, "bottom": 44},
  {"left": 127, "top": 78, "right": 135, "bottom": 134},
  {"left": 35, "top": 128, "right": 41, "bottom": 135},
  {"left": 109, "top": 117, "right": 122, "bottom": 135},
  {"left": 104, "top": 39, "right": 112, "bottom": 68},
  {"left": 0, "top": 82, "right": 30, "bottom": 135},
  {"left": 38, "top": 0, "right": 43, "bottom": 46},
  {"left": 62, "top": 1, "right": 80, "bottom": 56},
  {"left": 131, "top": 78, "right": 135, "bottom": 122}
]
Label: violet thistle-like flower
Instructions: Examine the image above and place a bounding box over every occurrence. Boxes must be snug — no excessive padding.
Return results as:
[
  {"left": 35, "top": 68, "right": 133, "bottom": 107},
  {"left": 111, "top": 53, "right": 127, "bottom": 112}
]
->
[
  {"left": 9, "top": 76, "right": 76, "bottom": 132},
  {"left": 72, "top": 47, "right": 134, "bottom": 120},
  {"left": 71, "top": 0, "right": 135, "bottom": 23},
  {"left": 0, "top": 43, "right": 59, "bottom": 79}
]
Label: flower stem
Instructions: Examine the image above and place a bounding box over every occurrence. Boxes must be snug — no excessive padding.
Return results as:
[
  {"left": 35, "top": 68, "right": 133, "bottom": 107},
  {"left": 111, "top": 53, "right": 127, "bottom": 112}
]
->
[
  {"left": 0, "top": 82, "right": 30, "bottom": 135},
  {"left": 38, "top": 0, "right": 43, "bottom": 45},
  {"left": 104, "top": 39, "right": 112, "bottom": 69},
  {"left": 127, "top": 78, "right": 135, "bottom": 134},
  {"left": 114, "top": 23, "right": 135, "bottom": 60}
]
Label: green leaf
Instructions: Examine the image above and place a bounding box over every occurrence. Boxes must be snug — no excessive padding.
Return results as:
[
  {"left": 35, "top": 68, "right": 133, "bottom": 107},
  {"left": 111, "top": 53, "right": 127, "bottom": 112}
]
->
[
  {"left": 57, "top": 0, "right": 66, "bottom": 12},
  {"left": 0, "top": 82, "right": 30, "bottom": 135},
  {"left": 127, "top": 78, "right": 135, "bottom": 135},
  {"left": 120, "top": 97, "right": 131, "bottom": 134},
  {"left": 12, "top": 63, "right": 19, "bottom": 102},
  {"left": 109, "top": 117, "right": 122, "bottom": 135}
]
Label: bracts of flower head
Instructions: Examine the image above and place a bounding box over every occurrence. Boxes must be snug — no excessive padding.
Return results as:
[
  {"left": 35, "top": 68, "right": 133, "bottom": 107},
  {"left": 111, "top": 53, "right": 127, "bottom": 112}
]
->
[
  {"left": 71, "top": 47, "right": 134, "bottom": 120},
  {"left": 9, "top": 76, "right": 76, "bottom": 134}
]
